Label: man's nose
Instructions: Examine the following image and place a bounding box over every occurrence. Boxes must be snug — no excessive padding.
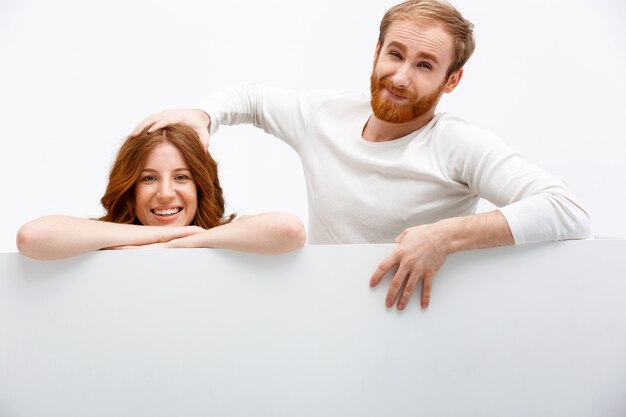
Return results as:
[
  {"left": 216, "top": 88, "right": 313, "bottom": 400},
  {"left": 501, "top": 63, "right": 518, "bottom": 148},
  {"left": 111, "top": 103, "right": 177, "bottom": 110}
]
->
[{"left": 391, "top": 64, "right": 410, "bottom": 89}]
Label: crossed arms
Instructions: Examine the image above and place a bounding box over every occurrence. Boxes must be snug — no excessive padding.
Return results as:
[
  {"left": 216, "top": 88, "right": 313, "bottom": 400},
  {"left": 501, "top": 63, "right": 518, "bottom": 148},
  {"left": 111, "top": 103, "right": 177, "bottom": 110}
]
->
[{"left": 17, "top": 213, "right": 306, "bottom": 261}]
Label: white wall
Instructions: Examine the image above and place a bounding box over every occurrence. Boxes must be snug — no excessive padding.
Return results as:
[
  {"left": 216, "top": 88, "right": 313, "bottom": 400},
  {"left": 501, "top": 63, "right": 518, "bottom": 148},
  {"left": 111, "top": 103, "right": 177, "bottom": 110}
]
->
[
  {"left": 1, "top": 0, "right": 625, "bottom": 251},
  {"left": 2, "top": 241, "right": 626, "bottom": 416}
]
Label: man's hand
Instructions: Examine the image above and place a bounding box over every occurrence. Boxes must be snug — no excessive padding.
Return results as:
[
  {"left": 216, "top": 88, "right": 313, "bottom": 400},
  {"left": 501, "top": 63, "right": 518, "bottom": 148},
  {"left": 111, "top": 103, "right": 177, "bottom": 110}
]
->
[
  {"left": 369, "top": 212, "right": 514, "bottom": 310},
  {"left": 132, "top": 109, "right": 211, "bottom": 148},
  {"left": 370, "top": 223, "right": 451, "bottom": 310}
]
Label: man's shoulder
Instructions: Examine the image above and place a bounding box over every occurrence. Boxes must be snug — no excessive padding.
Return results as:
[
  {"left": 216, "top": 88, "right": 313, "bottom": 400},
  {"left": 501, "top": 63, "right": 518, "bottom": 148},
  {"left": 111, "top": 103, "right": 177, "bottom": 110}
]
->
[
  {"left": 317, "top": 89, "right": 369, "bottom": 104},
  {"left": 312, "top": 89, "right": 371, "bottom": 117},
  {"left": 434, "top": 113, "right": 496, "bottom": 140},
  {"left": 432, "top": 113, "right": 506, "bottom": 152},
  {"left": 433, "top": 113, "right": 471, "bottom": 132}
]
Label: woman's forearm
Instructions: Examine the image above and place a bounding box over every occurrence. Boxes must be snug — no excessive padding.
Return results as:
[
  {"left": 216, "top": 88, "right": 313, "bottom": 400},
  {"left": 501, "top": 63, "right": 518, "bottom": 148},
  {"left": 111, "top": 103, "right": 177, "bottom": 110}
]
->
[
  {"left": 166, "top": 213, "right": 306, "bottom": 254},
  {"left": 16, "top": 215, "right": 200, "bottom": 260}
]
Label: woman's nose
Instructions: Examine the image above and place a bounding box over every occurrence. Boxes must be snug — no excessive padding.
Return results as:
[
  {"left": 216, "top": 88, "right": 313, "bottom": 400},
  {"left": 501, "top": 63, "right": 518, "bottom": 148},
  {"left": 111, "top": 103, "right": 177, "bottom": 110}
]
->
[{"left": 157, "top": 180, "right": 176, "bottom": 200}]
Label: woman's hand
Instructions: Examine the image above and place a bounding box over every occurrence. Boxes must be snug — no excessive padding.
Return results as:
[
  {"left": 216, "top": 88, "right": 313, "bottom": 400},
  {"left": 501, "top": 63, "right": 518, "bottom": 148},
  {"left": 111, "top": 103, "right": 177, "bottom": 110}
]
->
[
  {"left": 105, "top": 226, "right": 206, "bottom": 250},
  {"left": 154, "top": 225, "right": 206, "bottom": 243}
]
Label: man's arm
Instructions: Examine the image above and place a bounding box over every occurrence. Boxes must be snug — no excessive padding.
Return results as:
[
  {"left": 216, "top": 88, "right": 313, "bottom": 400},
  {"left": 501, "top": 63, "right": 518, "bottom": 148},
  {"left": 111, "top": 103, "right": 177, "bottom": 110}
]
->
[
  {"left": 369, "top": 210, "right": 513, "bottom": 310},
  {"left": 132, "top": 82, "right": 334, "bottom": 149},
  {"left": 446, "top": 120, "right": 591, "bottom": 244},
  {"left": 370, "top": 118, "right": 590, "bottom": 310}
]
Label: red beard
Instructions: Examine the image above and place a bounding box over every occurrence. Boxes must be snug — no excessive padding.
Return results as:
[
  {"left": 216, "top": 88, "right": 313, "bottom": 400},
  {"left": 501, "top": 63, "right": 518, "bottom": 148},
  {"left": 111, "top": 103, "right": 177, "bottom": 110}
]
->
[{"left": 370, "top": 73, "right": 444, "bottom": 124}]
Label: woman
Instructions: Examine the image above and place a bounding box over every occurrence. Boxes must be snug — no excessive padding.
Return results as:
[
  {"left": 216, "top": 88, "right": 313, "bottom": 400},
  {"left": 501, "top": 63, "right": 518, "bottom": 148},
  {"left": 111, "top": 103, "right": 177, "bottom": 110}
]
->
[{"left": 17, "top": 125, "right": 305, "bottom": 260}]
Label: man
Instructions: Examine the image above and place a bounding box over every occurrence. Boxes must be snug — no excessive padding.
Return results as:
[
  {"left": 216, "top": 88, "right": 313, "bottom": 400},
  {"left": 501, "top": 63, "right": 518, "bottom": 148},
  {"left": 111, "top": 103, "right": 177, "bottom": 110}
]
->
[{"left": 132, "top": 0, "right": 590, "bottom": 310}]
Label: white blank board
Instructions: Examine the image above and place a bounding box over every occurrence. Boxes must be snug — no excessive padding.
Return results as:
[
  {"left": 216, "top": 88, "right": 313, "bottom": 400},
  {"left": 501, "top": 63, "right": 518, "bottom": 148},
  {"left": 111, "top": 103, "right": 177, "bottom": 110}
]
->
[{"left": 1, "top": 241, "right": 625, "bottom": 416}]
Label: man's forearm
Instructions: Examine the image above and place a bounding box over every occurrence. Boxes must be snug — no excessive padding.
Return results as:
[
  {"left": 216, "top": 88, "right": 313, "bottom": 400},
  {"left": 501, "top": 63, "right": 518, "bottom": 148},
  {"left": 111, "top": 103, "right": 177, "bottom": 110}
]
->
[{"left": 437, "top": 210, "right": 514, "bottom": 254}]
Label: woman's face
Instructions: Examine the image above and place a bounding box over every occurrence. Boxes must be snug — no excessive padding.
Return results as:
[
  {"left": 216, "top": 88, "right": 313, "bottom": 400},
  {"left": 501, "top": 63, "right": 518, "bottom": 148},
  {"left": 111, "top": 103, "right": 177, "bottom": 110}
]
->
[{"left": 134, "top": 141, "right": 198, "bottom": 227}]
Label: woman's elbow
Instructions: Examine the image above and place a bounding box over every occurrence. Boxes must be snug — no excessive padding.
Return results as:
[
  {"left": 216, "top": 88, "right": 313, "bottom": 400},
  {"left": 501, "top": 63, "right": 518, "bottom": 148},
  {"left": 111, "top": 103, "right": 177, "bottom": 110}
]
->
[
  {"left": 16, "top": 217, "right": 64, "bottom": 260},
  {"left": 282, "top": 215, "right": 306, "bottom": 249},
  {"left": 16, "top": 222, "right": 41, "bottom": 259},
  {"left": 270, "top": 214, "right": 306, "bottom": 251}
]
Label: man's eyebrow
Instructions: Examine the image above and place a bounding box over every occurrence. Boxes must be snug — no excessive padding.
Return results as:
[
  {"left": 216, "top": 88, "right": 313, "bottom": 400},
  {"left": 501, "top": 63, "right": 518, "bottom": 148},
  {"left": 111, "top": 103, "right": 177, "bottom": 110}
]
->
[
  {"left": 416, "top": 51, "right": 439, "bottom": 65},
  {"left": 387, "top": 41, "right": 407, "bottom": 52}
]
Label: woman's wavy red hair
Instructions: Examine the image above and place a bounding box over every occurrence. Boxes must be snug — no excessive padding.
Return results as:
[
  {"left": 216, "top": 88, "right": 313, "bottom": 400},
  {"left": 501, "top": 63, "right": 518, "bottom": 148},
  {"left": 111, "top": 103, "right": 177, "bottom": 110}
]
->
[{"left": 100, "top": 124, "right": 234, "bottom": 228}]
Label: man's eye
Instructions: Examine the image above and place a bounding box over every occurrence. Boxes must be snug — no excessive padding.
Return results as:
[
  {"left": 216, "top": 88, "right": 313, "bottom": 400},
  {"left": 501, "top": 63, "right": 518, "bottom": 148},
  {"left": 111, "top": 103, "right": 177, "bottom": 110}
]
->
[
  {"left": 389, "top": 51, "right": 402, "bottom": 59},
  {"left": 417, "top": 62, "right": 432, "bottom": 70}
]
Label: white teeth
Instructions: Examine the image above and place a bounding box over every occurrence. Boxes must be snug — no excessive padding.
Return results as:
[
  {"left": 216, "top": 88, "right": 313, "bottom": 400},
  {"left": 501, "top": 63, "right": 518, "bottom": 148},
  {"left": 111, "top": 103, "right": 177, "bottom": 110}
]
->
[{"left": 152, "top": 208, "right": 181, "bottom": 216}]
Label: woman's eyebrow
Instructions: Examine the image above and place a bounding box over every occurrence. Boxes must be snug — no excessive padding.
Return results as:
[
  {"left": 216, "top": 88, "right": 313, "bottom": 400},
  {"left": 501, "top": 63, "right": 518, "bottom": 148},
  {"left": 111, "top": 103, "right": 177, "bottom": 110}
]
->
[{"left": 140, "top": 167, "right": 191, "bottom": 172}]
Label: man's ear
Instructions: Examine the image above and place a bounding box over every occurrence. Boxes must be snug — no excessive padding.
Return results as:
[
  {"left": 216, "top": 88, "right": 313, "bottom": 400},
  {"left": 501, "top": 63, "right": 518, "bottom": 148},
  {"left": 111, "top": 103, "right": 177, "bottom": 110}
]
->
[
  {"left": 443, "top": 68, "right": 463, "bottom": 93},
  {"left": 373, "top": 41, "right": 380, "bottom": 65}
]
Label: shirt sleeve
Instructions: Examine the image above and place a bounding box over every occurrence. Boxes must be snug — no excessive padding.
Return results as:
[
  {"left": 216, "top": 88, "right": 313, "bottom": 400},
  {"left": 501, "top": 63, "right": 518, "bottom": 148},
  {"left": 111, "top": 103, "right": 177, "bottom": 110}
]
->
[
  {"left": 440, "top": 118, "right": 591, "bottom": 244},
  {"left": 198, "top": 82, "right": 335, "bottom": 151}
]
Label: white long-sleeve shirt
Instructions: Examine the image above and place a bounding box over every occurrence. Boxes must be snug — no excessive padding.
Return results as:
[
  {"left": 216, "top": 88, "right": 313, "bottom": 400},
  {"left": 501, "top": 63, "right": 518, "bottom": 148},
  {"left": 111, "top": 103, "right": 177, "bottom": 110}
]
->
[{"left": 201, "top": 82, "right": 590, "bottom": 244}]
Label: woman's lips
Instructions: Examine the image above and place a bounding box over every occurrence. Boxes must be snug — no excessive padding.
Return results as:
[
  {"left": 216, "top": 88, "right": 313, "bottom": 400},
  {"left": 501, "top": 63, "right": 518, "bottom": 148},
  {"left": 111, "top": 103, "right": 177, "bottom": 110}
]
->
[{"left": 151, "top": 207, "right": 182, "bottom": 217}]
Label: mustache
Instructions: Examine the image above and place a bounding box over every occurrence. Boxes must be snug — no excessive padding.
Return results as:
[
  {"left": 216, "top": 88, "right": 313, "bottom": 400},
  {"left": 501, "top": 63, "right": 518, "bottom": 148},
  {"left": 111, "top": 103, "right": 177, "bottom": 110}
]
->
[{"left": 378, "top": 78, "right": 417, "bottom": 101}]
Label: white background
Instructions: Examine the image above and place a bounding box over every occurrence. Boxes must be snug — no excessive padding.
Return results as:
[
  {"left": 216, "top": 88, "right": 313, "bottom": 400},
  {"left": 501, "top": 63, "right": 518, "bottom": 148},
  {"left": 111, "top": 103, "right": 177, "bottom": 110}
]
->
[{"left": 1, "top": 0, "right": 624, "bottom": 252}]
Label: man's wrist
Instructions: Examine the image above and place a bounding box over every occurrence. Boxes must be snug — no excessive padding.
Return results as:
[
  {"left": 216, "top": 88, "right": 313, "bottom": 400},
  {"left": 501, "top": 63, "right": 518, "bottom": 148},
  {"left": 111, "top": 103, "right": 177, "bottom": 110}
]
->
[
  {"left": 435, "top": 217, "right": 463, "bottom": 254},
  {"left": 435, "top": 211, "right": 514, "bottom": 254},
  {"left": 193, "top": 109, "right": 211, "bottom": 131}
]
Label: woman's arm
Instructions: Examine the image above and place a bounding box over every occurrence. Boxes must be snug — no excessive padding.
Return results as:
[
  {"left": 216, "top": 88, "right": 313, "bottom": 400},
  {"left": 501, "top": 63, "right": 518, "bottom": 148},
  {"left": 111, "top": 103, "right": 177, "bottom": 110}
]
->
[
  {"left": 140, "top": 213, "right": 306, "bottom": 255},
  {"left": 16, "top": 215, "right": 203, "bottom": 260}
]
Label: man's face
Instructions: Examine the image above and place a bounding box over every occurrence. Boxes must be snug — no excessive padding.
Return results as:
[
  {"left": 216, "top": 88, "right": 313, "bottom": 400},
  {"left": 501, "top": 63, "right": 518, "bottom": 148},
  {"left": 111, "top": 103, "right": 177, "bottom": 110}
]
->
[{"left": 370, "top": 19, "right": 456, "bottom": 124}]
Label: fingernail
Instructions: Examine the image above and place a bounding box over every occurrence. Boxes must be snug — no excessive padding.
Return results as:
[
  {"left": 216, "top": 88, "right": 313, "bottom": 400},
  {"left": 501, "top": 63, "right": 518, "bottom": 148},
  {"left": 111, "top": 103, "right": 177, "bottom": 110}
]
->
[{"left": 398, "top": 303, "right": 404, "bottom": 310}]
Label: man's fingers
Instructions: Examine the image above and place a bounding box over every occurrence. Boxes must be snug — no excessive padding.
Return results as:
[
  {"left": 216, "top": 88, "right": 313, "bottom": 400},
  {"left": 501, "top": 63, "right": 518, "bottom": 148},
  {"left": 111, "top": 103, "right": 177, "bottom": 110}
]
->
[
  {"left": 369, "top": 252, "right": 400, "bottom": 287},
  {"left": 147, "top": 119, "right": 174, "bottom": 133},
  {"left": 132, "top": 118, "right": 155, "bottom": 136},
  {"left": 397, "top": 269, "right": 422, "bottom": 310},
  {"left": 131, "top": 110, "right": 175, "bottom": 136},
  {"left": 385, "top": 263, "right": 410, "bottom": 308},
  {"left": 394, "top": 229, "right": 408, "bottom": 243},
  {"left": 420, "top": 270, "right": 435, "bottom": 309}
]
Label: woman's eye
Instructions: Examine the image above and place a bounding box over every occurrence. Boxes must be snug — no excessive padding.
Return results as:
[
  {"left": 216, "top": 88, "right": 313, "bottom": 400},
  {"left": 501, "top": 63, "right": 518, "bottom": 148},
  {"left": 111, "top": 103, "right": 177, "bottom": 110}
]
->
[
  {"left": 175, "top": 174, "right": 189, "bottom": 181},
  {"left": 142, "top": 176, "right": 157, "bottom": 182}
]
